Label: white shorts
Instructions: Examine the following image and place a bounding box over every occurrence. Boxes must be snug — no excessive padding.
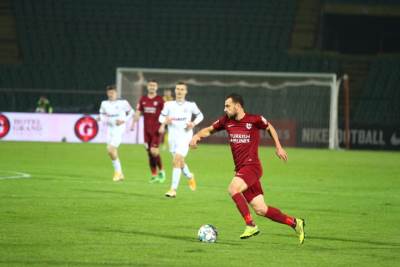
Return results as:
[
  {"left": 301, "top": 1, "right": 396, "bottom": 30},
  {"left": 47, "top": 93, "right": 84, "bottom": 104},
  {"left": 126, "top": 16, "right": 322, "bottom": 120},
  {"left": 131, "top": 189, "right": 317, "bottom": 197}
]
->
[
  {"left": 107, "top": 126, "right": 125, "bottom": 148},
  {"left": 168, "top": 131, "right": 192, "bottom": 157}
]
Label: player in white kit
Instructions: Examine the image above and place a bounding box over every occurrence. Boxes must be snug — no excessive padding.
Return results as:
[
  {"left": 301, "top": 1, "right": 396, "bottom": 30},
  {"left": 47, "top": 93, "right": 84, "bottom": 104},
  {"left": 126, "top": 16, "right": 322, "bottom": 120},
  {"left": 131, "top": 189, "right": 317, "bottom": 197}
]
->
[
  {"left": 159, "top": 82, "right": 204, "bottom": 197},
  {"left": 98, "top": 85, "right": 134, "bottom": 181}
]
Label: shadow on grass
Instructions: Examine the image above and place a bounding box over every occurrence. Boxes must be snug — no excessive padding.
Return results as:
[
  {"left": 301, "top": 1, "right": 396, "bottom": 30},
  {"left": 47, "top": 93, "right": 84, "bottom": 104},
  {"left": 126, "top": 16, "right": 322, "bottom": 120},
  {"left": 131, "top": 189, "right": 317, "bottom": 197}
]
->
[
  {"left": 310, "top": 235, "right": 400, "bottom": 248},
  {"left": 89, "top": 227, "right": 242, "bottom": 246},
  {"left": 76, "top": 189, "right": 153, "bottom": 199},
  {"left": 0, "top": 260, "right": 149, "bottom": 266},
  {"left": 273, "top": 233, "right": 400, "bottom": 248},
  {"left": 286, "top": 206, "right": 357, "bottom": 215}
]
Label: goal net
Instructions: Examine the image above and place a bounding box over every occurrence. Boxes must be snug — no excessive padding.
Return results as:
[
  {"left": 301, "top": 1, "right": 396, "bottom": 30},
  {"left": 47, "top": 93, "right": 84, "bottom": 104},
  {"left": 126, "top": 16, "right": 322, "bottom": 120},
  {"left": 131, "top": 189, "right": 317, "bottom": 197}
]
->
[{"left": 116, "top": 68, "right": 339, "bottom": 149}]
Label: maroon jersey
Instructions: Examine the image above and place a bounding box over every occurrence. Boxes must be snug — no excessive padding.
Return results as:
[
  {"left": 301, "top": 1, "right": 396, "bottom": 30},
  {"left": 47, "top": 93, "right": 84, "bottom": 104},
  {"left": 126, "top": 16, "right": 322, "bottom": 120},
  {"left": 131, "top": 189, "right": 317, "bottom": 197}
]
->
[
  {"left": 137, "top": 95, "right": 164, "bottom": 133},
  {"left": 212, "top": 114, "right": 269, "bottom": 171}
]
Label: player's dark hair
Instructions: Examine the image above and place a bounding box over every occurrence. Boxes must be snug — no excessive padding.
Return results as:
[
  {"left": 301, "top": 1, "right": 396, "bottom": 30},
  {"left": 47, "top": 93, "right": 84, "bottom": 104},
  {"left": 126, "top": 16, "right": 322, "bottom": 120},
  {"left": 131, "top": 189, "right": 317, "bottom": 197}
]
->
[
  {"left": 226, "top": 93, "right": 244, "bottom": 107},
  {"left": 106, "top": 84, "right": 117, "bottom": 91},
  {"left": 148, "top": 79, "right": 158, "bottom": 84},
  {"left": 176, "top": 81, "right": 187, "bottom": 86}
]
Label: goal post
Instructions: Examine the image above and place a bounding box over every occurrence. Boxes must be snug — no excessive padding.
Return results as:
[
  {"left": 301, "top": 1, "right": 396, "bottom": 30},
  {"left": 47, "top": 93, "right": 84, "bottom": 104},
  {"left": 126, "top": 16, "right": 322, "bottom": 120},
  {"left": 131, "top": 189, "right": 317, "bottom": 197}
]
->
[{"left": 116, "top": 68, "right": 339, "bottom": 149}]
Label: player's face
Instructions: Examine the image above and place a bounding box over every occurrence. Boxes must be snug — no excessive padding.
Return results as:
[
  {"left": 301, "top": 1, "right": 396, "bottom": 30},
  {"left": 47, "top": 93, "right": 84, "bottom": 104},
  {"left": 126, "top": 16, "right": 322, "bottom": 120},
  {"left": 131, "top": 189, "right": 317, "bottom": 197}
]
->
[
  {"left": 147, "top": 82, "right": 158, "bottom": 94},
  {"left": 175, "top": 84, "right": 187, "bottom": 100},
  {"left": 224, "top": 98, "right": 242, "bottom": 119},
  {"left": 107, "top": 89, "right": 118, "bottom": 101},
  {"left": 224, "top": 98, "right": 239, "bottom": 119}
]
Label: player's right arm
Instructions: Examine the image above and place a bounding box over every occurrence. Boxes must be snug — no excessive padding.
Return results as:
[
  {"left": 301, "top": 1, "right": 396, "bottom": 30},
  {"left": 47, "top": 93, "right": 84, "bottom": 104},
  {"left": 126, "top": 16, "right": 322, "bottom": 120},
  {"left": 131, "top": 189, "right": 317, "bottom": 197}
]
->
[
  {"left": 158, "top": 102, "right": 172, "bottom": 134},
  {"left": 98, "top": 101, "right": 106, "bottom": 122},
  {"left": 131, "top": 98, "right": 143, "bottom": 130},
  {"left": 190, "top": 116, "right": 226, "bottom": 148},
  {"left": 131, "top": 110, "right": 142, "bottom": 130},
  {"left": 190, "top": 125, "right": 216, "bottom": 148}
]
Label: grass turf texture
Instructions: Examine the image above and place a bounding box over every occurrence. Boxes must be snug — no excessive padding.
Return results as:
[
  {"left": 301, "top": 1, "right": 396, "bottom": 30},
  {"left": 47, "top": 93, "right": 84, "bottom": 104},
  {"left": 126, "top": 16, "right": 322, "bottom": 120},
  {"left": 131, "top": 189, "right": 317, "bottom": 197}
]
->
[{"left": 0, "top": 142, "right": 399, "bottom": 267}]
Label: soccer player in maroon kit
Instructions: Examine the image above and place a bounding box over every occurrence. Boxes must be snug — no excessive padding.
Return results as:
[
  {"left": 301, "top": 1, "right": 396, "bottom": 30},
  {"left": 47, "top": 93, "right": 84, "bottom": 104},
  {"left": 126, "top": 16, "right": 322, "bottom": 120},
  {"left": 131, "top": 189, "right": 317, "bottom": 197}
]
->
[
  {"left": 132, "top": 80, "right": 166, "bottom": 183},
  {"left": 190, "top": 93, "right": 305, "bottom": 243}
]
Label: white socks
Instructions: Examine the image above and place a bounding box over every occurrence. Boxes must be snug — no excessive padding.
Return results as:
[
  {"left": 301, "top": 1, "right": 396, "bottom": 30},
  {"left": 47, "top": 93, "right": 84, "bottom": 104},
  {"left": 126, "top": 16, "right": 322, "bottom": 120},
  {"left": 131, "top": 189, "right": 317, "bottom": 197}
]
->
[
  {"left": 171, "top": 168, "right": 182, "bottom": 190},
  {"left": 171, "top": 164, "right": 193, "bottom": 190},
  {"left": 112, "top": 158, "right": 122, "bottom": 172},
  {"left": 182, "top": 164, "right": 193, "bottom": 179}
]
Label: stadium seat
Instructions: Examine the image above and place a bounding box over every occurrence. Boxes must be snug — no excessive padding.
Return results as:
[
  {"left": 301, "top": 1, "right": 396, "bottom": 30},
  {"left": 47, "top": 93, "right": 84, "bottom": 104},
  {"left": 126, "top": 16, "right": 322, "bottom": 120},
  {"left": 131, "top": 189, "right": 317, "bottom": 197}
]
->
[{"left": 1, "top": 0, "right": 342, "bottom": 112}]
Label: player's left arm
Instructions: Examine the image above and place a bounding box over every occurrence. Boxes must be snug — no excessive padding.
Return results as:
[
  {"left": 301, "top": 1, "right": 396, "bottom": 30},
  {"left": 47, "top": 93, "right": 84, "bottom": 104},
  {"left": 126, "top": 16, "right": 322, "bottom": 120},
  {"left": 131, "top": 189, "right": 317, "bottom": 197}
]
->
[
  {"left": 255, "top": 115, "right": 288, "bottom": 162},
  {"left": 186, "top": 102, "right": 204, "bottom": 130},
  {"left": 125, "top": 104, "right": 135, "bottom": 121},
  {"left": 266, "top": 123, "right": 288, "bottom": 162},
  {"left": 117, "top": 100, "right": 134, "bottom": 126}
]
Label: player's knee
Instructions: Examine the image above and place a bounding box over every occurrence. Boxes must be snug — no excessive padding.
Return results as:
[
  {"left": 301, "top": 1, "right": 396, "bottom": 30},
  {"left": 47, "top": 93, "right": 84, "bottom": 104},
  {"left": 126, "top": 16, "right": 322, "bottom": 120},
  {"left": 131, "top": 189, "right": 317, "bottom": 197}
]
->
[
  {"left": 150, "top": 147, "right": 159, "bottom": 156},
  {"left": 172, "top": 158, "right": 181, "bottom": 168},
  {"left": 173, "top": 161, "right": 180, "bottom": 168},
  {"left": 228, "top": 184, "right": 240, "bottom": 196},
  {"left": 173, "top": 155, "right": 184, "bottom": 168},
  {"left": 107, "top": 147, "right": 117, "bottom": 159},
  {"left": 254, "top": 206, "right": 267, "bottom": 216}
]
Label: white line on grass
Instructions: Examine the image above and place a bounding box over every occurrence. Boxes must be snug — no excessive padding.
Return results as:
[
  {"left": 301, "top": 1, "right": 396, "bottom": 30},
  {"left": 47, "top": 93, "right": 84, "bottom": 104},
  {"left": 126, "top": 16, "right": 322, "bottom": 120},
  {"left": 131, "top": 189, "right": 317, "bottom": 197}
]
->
[{"left": 0, "top": 171, "right": 32, "bottom": 180}]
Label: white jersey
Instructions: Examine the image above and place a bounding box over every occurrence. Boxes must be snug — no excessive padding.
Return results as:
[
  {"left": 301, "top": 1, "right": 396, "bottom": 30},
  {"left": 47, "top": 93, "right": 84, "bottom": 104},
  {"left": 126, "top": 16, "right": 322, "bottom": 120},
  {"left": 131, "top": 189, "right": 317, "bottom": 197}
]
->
[
  {"left": 159, "top": 100, "right": 203, "bottom": 156},
  {"left": 159, "top": 100, "right": 203, "bottom": 134},
  {"left": 99, "top": 99, "right": 134, "bottom": 128},
  {"left": 99, "top": 99, "right": 134, "bottom": 147}
]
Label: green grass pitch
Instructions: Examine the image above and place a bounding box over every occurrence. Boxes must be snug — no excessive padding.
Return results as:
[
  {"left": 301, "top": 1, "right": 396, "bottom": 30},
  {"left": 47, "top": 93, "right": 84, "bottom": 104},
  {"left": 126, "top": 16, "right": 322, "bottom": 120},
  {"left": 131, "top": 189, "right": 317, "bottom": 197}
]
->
[{"left": 1, "top": 142, "right": 399, "bottom": 267}]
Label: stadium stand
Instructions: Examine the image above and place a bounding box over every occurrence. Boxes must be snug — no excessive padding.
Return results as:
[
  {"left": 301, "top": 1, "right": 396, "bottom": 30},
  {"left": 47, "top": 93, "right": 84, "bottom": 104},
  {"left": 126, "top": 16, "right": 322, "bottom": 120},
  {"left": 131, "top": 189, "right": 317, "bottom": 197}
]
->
[
  {"left": 2, "top": 0, "right": 337, "bottom": 91},
  {"left": 1, "top": 0, "right": 398, "bottom": 125},
  {"left": 352, "top": 57, "right": 400, "bottom": 126}
]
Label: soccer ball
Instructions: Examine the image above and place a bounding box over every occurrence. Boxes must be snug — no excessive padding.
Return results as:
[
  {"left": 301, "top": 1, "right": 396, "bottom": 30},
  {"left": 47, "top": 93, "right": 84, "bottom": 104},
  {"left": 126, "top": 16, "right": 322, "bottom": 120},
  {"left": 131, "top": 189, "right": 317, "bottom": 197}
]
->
[{"left": 198, "top": 224, "right": 218, "bottom": 243}]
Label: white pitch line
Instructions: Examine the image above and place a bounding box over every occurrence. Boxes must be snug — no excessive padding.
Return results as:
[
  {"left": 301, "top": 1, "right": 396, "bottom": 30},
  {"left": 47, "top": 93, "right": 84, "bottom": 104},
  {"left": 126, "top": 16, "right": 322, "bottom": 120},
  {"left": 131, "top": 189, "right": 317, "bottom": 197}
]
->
[{"left": 0, "top": 171, "right": 32, "bottom": 180}]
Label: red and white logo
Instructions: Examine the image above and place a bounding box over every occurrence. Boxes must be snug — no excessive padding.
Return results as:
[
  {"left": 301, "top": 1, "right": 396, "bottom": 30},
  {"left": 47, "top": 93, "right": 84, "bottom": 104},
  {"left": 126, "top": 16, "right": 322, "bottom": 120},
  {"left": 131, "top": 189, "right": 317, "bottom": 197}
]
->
[
  {"left": 74, "top": 116, "right": 98, "bottom": 142},
  {"left": 246, "top": 123, "right": 252, "bottom": 130},
  {"left": 261, "top": 116, "right": 268, "bottom": 125},
  {"left": 0, "top": 114, "right": 10, "bottom": 138},
  {"left": 153, "top": 101, "right": 158, "bottom": 106}
]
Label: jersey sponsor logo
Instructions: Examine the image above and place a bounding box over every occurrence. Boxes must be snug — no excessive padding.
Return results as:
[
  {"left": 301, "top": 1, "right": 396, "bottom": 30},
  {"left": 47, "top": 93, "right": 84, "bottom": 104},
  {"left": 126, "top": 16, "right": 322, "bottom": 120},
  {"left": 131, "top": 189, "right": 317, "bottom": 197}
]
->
[
  {"left": 230, "top": 133, "right": 250, "bottom": 144},
  {"left": 0, "top": 114, "right": 10, "bottom": 138},
  {"left": 172, "top": 117, "right": 187, "bottom": 121},
  {"left": 390, "top": 132, "right": 400, "bottom": 146},
  {"left": 246, "top": 123, "right": 252, "bottom": 130},
  {"left": 74, "top": 116, "right": 99, "bottom": 142},
  {"left": 144, "top": 107, "right": 157, "bottom": 114}
]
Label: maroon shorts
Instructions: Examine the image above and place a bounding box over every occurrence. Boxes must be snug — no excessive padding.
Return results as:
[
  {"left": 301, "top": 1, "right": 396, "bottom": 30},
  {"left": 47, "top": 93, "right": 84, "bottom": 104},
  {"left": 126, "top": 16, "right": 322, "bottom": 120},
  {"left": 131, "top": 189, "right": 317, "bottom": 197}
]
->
[
  {"left": 144, "top": 131, "right": 161, "bottom": 149},
  {"left": 235, "top": 165, "right": 264, "bottom": 203}
]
